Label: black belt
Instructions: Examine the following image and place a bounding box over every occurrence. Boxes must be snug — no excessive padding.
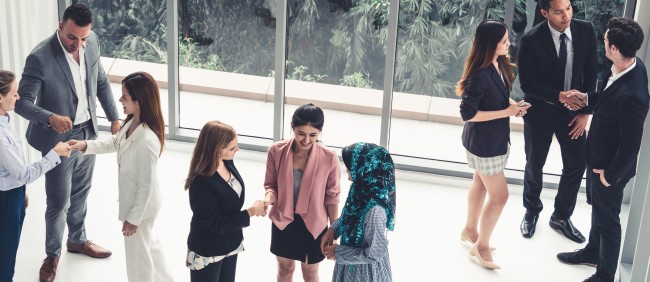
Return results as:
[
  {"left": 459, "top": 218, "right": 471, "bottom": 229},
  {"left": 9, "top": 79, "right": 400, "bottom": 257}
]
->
[{"left": 73, "top": 120, "right": 91, "bottom": 129}]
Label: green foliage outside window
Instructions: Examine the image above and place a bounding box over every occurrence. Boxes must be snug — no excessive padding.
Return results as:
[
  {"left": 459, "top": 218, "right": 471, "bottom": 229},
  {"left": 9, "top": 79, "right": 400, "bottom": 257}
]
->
[
  {"left": 74, "top": 0, "right": 624, "bottom": 99},
  {"left": 340, "top": 72, "right": 373, "bottom": 88}
]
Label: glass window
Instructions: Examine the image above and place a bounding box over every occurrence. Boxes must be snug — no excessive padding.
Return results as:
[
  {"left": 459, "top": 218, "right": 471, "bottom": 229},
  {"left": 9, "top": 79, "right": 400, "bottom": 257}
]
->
[
  {"left": 73, "top": 0, "right": 169, "bottom": 126},
  {"left": 178, "top": 0, "right": 275, "bottom": 140},
  {"left": 388, "top": 1, "right": 509, "bottom": 170},
  {"left": 282, "top": 0, "right": 387, "bottom": 147}
]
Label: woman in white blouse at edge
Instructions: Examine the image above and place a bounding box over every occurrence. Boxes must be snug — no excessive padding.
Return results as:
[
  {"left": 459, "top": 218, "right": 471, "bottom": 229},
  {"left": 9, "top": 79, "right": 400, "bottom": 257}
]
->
[
  {"left": 68, "top": 72, "right": 173, "bottom": 282},
  {"left": 0, "top": 70, "right": 71, "bottom": 282}
]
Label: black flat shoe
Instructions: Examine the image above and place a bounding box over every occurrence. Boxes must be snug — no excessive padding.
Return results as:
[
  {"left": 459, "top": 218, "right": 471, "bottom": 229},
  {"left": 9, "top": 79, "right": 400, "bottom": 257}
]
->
[
  {"left": 557, "top": 248, "right": 597, "bottom": 267},
  {"left": 520, "top": 212, "right": 538, "bottom": 238},
  {"left": 549, "top": 215, "right": 586, "bottom": 243}
]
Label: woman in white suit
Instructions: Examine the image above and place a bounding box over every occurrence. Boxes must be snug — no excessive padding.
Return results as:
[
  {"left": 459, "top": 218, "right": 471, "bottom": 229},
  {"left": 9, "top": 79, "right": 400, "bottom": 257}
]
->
[{"left": 69, "top": 72, "right": 173, "bottom": 282}]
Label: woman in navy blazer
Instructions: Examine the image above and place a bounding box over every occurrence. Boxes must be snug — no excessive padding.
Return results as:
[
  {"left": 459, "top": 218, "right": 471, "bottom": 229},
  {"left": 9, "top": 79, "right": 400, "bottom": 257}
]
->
[
  {"left": 456, "top": 20, "right": 530, "bottom": 270},
  {"left": 184, "top": 121, "right": 267, "bottom": 282}
]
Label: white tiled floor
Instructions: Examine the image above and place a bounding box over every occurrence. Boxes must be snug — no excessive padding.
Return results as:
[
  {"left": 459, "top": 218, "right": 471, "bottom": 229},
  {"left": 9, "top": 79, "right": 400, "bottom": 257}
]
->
[{"left": 13, "top": 138, "right": 621, "bottom": 282}]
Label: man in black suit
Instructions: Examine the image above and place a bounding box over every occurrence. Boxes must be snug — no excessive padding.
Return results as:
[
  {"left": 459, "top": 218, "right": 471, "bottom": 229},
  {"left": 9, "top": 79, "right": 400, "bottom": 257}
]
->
[
  {"left": 532, "top": 0, "right": 582, "bottom": 27},
  {"left": 557, "top": 17, "right": 649, "bottom": 282},
  {"left": 517, "top": 0, "right": 598, "bottom": 242}
]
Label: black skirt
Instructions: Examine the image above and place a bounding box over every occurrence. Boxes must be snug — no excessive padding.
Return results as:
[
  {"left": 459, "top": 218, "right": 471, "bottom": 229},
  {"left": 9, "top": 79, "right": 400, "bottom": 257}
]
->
[{"left": 270, "top": 214, "right": 327, "bottom": 264}]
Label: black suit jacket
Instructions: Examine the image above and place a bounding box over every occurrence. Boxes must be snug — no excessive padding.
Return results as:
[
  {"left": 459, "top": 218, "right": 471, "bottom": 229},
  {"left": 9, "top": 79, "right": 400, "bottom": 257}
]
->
[
  {"left": 518, "top": 19, "right": 598, "bottom": 124},
  {"left": 187, "top": 160, "right": 251, "bottom": 257},
  {"left": 586, "top": 58, "right": 650, "bottom": 184},
  {"left": 460, "top": 65, "right": 511, "bottom": 157}
]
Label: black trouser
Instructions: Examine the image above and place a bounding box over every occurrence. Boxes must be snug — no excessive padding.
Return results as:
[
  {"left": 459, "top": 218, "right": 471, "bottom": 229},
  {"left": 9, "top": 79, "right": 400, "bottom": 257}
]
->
[
  {"left": 583, "top": 169, "right": 628, "bottom": 282},
  {"left": 523, "top": 115, "right": 586, "bottom": 219},
  {"left": 190, "top": 254, "right": 238, "bottom": 282}
]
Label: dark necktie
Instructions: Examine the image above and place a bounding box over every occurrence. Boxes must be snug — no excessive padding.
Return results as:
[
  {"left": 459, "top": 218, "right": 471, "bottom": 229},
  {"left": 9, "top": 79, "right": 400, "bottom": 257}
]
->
[{"left": 559, "top": 33, "right": 567, "bottom": 84}]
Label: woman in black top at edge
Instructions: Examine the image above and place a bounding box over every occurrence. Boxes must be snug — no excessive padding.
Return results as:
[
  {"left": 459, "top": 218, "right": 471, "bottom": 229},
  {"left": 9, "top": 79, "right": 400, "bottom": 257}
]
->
[
  {"left": 184, "top": 121, "right": 267, "bottom": 282},
  {"left": 457, "top": 20, "right": 530, "bottom": 270}
]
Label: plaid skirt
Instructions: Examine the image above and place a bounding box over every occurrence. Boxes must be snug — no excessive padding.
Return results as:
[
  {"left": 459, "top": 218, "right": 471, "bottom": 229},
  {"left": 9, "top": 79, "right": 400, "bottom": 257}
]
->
[{"left": 466, "top": 146, "right": 509, "bottom": 176}]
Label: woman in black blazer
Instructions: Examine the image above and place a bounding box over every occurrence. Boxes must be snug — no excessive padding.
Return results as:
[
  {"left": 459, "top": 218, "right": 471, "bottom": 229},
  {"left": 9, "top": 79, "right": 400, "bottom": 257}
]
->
[
  {"left": 184, "top": 121, "right": 267, "bottom": 282},
  {"left": 456, "top": 20, "right": 530, "bottom": 270}
]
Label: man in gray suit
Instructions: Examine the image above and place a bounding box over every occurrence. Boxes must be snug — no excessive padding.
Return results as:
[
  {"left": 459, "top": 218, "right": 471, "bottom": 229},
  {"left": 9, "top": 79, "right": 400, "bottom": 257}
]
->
[{"left": 15, "top": 4, "right": 120, "bottom": 282}]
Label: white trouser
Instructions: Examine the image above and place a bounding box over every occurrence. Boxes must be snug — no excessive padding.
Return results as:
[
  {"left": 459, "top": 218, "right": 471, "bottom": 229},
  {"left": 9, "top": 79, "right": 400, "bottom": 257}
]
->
[{"left": 124, "top": 217, "right": 174, "bottom": 282}]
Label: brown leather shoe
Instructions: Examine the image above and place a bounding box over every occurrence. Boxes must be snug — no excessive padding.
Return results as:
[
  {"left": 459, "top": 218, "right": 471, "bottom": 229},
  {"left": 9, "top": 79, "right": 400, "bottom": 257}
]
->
[
  {"left": 66, "top": 240, "right": 112, "bottom": 258},
  {"left": 39, "top": 256, "right": 58, "bottom": 282}
]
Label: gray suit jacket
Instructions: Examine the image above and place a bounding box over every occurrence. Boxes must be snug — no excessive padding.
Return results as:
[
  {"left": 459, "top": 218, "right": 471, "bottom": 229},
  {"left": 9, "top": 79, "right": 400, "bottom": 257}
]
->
[{"left": 15, "top": 31, "right": 119, "bottom": 153}]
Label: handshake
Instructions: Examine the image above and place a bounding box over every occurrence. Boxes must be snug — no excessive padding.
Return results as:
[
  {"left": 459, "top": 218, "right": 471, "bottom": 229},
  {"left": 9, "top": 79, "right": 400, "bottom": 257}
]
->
[
  {"left": 247, "top": 200, "right": 268, "bottom": 217},
  {"left": 247, "top": 190, "right": 279, "bottom": 217},
  {"left": 559, "top": 90, "right": 588, "bottom": 111},
  {"left": 50, "top": 139, "right": 91, "bottom": 158}
]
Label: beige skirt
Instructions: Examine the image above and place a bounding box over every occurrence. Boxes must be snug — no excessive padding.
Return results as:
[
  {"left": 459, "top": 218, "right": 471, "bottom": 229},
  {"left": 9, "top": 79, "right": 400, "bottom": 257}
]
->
[{"left": 466, "top": 146, "right": 510, "bottom": 176}]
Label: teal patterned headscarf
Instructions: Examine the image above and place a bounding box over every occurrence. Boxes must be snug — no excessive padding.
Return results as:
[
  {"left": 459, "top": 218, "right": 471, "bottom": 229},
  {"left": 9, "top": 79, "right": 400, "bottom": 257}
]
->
[{"left": 339, "top": 142, "right": 396, "bottom": 248}]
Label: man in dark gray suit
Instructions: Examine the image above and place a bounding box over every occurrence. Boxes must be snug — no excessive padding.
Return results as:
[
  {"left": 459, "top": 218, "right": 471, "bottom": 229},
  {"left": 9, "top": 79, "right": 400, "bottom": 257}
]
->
[{"left": 15, "top": 4, "right": 120, "bottom": 282}]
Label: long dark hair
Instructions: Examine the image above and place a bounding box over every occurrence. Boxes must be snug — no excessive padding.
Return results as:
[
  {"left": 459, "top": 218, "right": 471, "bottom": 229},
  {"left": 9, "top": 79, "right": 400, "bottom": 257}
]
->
[
  {"left": 184, "top": 121, "right": 237, "bottom": 190},
  {"left": 456, "top": 20, "right": 515, "bottom": 96},
  {"left": 122, "top": 72, "right": 165, "bottom": 155}
]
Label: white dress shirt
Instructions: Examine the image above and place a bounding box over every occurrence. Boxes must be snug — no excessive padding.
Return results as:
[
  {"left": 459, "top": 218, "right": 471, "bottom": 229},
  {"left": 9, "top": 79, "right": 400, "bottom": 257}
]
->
[
  {"left": 605, "top": 59, "right": 637, "bottom": 90},
  {"left": 0, "top": 113, "right": 60, "bottom": 191},
  {"left": 56, "top": 31, "right": 91, "bottom": 125},
  {"left": 548, "top": 22, "right": 574, "bottom": 91}
]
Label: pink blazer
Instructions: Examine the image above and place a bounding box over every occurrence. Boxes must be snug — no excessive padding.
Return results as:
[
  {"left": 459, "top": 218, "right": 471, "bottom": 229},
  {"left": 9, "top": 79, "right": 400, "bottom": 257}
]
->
[{"left": 264, "top": 139, "right": 341, "bottom": 239}]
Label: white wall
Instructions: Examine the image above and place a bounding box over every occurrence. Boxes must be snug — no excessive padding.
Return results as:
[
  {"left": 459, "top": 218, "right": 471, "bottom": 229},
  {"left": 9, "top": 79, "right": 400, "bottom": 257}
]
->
[{"left": 0, "top": 0, "right": 59, "bottom": 158}]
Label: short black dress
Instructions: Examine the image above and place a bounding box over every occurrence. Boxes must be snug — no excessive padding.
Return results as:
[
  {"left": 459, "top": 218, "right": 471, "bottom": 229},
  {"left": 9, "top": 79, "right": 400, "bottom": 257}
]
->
[{"left": 270, "top": 169, "right": 327, "bottom": 264}]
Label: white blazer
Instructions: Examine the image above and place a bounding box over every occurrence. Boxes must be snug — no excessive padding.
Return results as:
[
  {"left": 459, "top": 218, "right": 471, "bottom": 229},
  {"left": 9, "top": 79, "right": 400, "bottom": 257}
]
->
[{"left": 85, "top": 119, "right": 163, "bottom": 225}]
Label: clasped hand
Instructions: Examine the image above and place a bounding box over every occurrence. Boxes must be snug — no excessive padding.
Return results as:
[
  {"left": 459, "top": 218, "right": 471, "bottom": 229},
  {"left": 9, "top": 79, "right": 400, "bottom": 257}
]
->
[
  {"left": 66, "top": 139, "right": 87, "bottom": 151},
  {"left": 52, "top": 142, "right": 72, "bottom": 158},
  {"left": 48, "top": 113, "right": 72, "bottom": 134},
  {"left": 508, "top": 101, "right": 531, "bottom": 118},
  {"left": 320, "top": 228, "right": 338, "bottom": 260},
  {"left": 560, "top": 90, "right": 587, "bottom": 111},
  {"left": 248, "top": 200, "right": 268, "bottom": 217}
]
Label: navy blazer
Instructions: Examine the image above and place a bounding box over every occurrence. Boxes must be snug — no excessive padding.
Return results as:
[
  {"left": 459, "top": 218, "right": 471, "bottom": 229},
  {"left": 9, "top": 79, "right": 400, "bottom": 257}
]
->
[
  {"left": 187, "top": 160, "right": 251, "bottom": 257},
  {"left": 518, "top": 19, "right": 598, "bottom": 123},
  {"left": 585, "top": 58, "right": 650, "bottom": 184},
  {"left": 460, "top": 65, "right": 511, "bottom": 158}
]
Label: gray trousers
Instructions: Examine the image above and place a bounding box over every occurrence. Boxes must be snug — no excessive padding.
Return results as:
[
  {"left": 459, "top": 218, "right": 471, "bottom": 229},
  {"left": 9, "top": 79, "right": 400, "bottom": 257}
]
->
[{"left": 42, "top": 127, "right": 96, "bottom": 257}]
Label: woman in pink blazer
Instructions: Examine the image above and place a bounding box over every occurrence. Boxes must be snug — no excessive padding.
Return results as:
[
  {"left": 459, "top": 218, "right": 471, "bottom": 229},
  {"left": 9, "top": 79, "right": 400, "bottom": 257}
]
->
[{"left": 263, "top": 103, "right": 341, "bottom": 282}]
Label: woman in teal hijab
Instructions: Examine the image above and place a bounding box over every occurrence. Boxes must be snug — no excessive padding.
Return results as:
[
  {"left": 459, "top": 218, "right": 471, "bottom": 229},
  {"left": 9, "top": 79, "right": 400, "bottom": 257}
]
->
[{"left": 321, "top": 142, "right": 395, "bottom": 282}]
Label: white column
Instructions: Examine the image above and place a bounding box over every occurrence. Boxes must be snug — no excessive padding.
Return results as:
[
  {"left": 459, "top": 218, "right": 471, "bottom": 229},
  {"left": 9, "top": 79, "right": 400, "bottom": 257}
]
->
[
  {"left": 620, "top": 1, "right": 650, "bottom": 281},
  {"left": 0, "top": 0, "right": 58, "bottom": 161}
]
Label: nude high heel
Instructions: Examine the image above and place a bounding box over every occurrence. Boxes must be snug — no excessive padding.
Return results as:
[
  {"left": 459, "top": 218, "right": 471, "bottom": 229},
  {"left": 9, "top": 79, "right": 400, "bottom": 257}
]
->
[
  {"left": 461, "top": 229, "right": 496, "bottom": 251},
  {"left": 469, "top": 244, "right": 501, "bottom": 270}
]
